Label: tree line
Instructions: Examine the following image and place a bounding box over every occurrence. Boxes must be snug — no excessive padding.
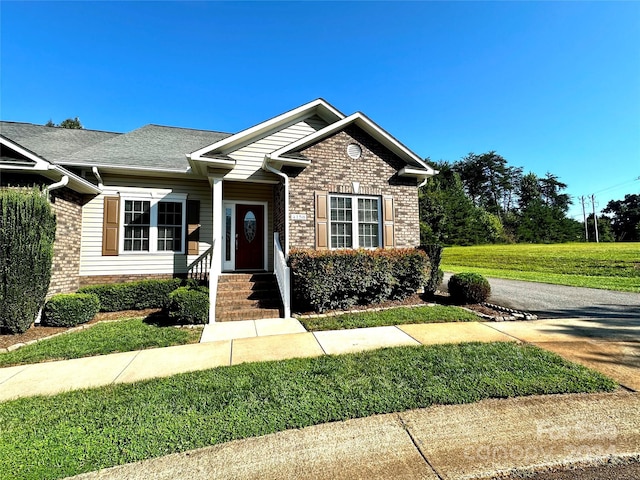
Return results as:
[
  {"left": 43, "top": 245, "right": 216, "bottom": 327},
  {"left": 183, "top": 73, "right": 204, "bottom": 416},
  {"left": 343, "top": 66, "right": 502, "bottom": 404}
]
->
[{"left": 419, "top": 151, "right": 638, "bottom": 245}]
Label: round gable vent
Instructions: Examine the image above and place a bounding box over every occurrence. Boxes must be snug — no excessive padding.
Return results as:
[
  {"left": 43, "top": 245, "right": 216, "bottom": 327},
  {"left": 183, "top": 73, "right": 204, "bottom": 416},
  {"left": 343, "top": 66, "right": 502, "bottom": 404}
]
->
[{"left": 347, "top": 143, "right": 362, "bottom": 159}]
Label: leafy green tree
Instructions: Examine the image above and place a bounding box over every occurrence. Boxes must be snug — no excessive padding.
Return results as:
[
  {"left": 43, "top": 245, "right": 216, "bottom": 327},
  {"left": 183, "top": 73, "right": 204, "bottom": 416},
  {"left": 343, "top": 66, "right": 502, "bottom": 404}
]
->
[
  {"left": 602, "top": 194, "right": 640, "bottom": 242},
  {"left": 45, "top": 117, "right": 83, "bottom": 129},
  {"left": 419, "top": 162, "right": 504, "bottom": 245},
  {"left": 585, "top": 215, "right": 615, "bottom": 242},
  {"left": 454, "top": 151, "right": 519, "bottom": 219}
]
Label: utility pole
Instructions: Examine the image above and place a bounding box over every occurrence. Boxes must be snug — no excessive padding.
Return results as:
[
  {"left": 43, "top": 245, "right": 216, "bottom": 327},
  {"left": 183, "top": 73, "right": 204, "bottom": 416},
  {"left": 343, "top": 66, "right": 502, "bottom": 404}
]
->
[
  {"left": 580, "top": 196, "right": 589, "bottom": 242},
  {"left": 591, "top": 194, "right": 599, "bottom": 243}
]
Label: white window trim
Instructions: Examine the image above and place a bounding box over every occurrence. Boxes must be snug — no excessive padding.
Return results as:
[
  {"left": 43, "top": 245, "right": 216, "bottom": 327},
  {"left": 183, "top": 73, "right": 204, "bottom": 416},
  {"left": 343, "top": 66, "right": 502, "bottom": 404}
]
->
[
  {"left": 118, "top": 193, "right": 188, "bottom": 255},
  {"left": 328, "top": 194, "right": 382, "bottom": 250}
]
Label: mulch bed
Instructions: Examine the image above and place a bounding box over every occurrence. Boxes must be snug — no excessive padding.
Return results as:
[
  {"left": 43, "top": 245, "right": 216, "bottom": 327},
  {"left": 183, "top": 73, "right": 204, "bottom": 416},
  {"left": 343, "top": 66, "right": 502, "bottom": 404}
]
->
[
  {"left": 0, "top": 309, "right": 162, "bottom": 350},
  {"left": 293, "top": 292, "right": 504, "bottom": 318}
]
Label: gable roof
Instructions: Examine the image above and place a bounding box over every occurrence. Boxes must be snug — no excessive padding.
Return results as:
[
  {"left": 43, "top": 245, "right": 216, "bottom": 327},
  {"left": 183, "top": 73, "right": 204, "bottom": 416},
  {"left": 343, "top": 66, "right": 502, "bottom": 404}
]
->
[
  {"left": 59, "top": 124, "right": 231, "bottom": 173},
  {"left": 0, "top": 121, "right": 120, "bottom": 160},
  {"left": 268, "top": 112, "right": 437, "bottom": 178},
  {"left": 188, "top": 99, "right": 344, "bottom": 167}
]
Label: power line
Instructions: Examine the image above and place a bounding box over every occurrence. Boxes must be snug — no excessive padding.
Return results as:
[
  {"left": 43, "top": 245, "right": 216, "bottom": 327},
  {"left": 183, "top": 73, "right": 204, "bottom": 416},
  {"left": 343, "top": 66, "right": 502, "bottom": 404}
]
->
[{"left": 591, "top": 176, "right": 640, "bottom": 195}]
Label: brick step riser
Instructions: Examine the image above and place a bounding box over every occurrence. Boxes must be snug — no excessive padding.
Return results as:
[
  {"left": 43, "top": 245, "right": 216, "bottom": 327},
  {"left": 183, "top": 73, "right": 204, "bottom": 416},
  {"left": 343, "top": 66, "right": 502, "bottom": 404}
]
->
[
  {"left": 216, "top": 300, "right": 282, "bottom": 310},
  {"left": 216, "top": 309, "right": 282, "bottom": 321},
  {"left": 216, "top": 289, "right": 279, "bottom": 299},
  {"left": 218, "top": 274, "right": 274, "bottom": 283},
  {"left": 217, "top": 284, "right": 278, "bottom": 293}
]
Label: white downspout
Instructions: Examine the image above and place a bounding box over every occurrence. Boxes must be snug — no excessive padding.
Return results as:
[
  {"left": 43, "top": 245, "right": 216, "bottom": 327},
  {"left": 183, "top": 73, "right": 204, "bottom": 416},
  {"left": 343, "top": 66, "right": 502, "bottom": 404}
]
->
[
  {"left": 46, "top": 174, "right": 69, "bottom": 198},
  {"left": 92, "top": 166, "right": 104, "bottom": 189},
  {"left": 263, "top": 155, "right": 289, "bottom": 255}
]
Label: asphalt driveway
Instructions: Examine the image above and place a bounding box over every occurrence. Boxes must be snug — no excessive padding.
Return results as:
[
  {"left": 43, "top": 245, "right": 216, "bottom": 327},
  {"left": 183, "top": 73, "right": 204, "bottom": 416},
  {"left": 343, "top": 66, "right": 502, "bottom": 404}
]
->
[
  {"left": 441, "top": 274, "right": 639, "bottom": 390},
  {"left": 442, "top": 273, "right": 640, "bottom": 320}
]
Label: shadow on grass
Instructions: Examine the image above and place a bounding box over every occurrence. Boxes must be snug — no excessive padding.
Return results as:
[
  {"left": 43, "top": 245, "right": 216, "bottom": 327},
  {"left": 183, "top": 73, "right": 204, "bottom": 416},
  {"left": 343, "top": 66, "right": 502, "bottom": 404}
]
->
[{"left": 142, "top": 310, "right": 175, "bottom": 327}]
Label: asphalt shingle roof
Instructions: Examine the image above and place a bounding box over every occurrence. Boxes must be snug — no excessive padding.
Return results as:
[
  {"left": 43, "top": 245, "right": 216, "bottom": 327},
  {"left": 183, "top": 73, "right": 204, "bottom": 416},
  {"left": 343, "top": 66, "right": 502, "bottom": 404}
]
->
[
  {"left": 0, "top": 121, "right": 120, "bottom": 160},
  {"left": 60, "top": 125, "right": 232, "bottom": 171},
  {"left": 1, "top": 122, "right": 232, "bottom": 172}
]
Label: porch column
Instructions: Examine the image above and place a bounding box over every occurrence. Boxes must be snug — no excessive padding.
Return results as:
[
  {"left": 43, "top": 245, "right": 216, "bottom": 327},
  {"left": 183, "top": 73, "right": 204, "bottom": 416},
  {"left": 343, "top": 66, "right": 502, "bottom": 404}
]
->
[{"left": 209, "top": 176, "right": 223, "bottom": 323}]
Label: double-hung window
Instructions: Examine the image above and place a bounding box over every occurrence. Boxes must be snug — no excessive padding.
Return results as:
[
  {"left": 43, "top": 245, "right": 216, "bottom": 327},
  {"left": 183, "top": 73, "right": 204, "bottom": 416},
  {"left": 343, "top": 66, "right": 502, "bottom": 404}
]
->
[
  {"left": 121, "top": 195, "right": 186, "bottom": 253},
  {"left": 329, "top": 195, "right": 381, "bottom": 249},
  {"left": 123, "top": 200, "right": 151, "bottom": 252}
]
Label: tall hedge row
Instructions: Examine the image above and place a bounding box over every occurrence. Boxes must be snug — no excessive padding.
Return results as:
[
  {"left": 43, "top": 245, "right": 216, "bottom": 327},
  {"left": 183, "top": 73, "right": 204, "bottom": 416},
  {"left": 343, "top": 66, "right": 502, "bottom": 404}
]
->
[
  {"left": 289, "top": 248, "right": 429, "bottom": 313},
  {"left": 0, "top": 188, "right": 56, "bottom": 334}
]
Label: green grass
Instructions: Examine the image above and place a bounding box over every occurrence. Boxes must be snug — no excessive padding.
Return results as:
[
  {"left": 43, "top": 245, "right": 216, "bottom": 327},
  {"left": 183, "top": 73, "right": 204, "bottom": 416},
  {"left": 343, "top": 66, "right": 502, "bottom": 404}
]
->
[
  {"left": 0, "top": 342, "right": 616, "bottom": 480},
  {"left": 299, "top": 305, "right": 480, "bottom": 331},
  {"left": 442, "top": 243, "right": 640, "bottom": 292},
  {"left": 0, "top": 318, "right": 202, "bottom": 367}
]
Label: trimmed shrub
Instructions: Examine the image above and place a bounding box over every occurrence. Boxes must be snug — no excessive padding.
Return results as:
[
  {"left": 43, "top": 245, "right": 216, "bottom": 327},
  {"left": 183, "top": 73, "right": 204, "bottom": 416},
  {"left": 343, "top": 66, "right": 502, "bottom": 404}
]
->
[
  {"left": 289, "top": 248, "right": 429, "bottom": 313},
  {"left": 420, "top": 244, "right": 444, "bottom": 296},
  {"left": 167, "top": 286, "right": 209, "bottom": 324},
  {"left": 448, "top": 273, "right": 491, "bottom": 304},
  {"left": 78, "top": 278, "right": 182, "bottom": 312},
  {"left": 0, "top": 187, "right": 56, "bottom": 334},
  {"left": 42, "top": 293, "right": 100, "bottom": 327}
]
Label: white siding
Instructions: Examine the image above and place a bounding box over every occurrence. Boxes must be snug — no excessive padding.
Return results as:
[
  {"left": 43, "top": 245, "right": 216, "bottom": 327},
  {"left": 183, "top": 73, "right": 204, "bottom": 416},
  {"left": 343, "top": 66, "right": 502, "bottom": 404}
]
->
[
  {"left": 80, "top": 175, "right": 212, "bottom": 277},
  {"left": 223, "top": 116, "right": 327, "bottom": 181}
]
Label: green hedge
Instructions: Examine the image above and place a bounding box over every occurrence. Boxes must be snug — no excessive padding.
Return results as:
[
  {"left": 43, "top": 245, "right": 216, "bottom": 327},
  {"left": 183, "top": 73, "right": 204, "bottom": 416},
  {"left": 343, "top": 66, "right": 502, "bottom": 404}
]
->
[
  {"left": 78, "top": 278, "right": 182, "bottom": 312},
  {"left": 42, "top": 293, "right": 100, "bottom": 327},
  {"left": 167, "top": 286, "right": 209, "bottom": 324},
  {"left": 0, "top": 187, "right": 56, "bottom": 334},
  {"left": 448, "top": 273, "right": 491, "bottom": 304},
  {"left": 289, "top": 248, "right": 429, "bottom": 313}
]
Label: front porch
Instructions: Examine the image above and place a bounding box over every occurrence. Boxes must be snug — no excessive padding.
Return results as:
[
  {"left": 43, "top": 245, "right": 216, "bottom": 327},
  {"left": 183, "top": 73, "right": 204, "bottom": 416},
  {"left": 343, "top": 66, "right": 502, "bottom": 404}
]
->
[{"left": 187, "top": 179, "right": 291, "bottom": 324}]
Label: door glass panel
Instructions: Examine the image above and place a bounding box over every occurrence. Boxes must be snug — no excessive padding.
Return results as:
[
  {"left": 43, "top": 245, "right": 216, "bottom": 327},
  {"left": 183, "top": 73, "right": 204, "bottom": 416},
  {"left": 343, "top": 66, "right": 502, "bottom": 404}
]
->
[
  {"left": 225, "top": 207, "right": 232, "bottom": 261},
  {"left": 244, "top": 211, "right": 256, "bottom": 243}
]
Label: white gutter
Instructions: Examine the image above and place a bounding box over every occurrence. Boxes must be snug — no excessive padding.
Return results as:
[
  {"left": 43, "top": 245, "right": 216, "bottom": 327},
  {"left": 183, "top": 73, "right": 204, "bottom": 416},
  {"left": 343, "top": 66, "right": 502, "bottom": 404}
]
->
[
  {"left": 263, "top": 155, "right": 289, "bottom": 255},
  {"left": 92, "top": 166, "right": 104, "bottom": 189}
]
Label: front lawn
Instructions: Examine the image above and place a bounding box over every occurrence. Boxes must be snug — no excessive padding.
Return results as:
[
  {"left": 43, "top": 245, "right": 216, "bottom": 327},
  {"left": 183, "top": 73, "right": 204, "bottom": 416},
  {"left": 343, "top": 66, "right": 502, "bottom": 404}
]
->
[
  {"left": 442, "top": 243, "right": 640, "bottom": 292},
  {"left": 0, "top": 342, "right": 616, "bottom": 480},
  {"left": 0, "top": 318, "right": 202, "bottom": 367},
  {"left": 299, "top": 305, "right": 479, "bottom": 331}
]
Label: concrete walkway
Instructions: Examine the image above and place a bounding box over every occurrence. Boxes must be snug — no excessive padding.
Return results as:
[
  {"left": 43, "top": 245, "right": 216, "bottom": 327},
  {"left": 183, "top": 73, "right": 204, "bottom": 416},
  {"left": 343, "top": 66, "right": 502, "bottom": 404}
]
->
[
  {"left": 2, "top": 317, "right": 639, "bottom": 479},
  {"left": 0, "top": 320, "right": 515, "bottom": 402},
  {"left": 69, "top": 391, "right": 640, "bottom": 480}
]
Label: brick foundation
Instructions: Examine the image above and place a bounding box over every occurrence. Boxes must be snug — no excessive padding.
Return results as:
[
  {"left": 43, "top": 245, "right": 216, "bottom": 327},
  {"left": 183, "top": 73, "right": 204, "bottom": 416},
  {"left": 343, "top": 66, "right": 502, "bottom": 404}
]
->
[{"left": 78, "top": 273, "right": 184, "bottom": 287}]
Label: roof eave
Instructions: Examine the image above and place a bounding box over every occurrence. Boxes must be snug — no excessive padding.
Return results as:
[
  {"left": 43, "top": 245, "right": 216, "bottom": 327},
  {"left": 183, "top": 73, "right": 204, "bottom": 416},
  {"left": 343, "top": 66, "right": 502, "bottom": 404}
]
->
[
  {"left": 398, "top": 166, "right": 438, "bottom": 180},
  {"left": 0, "top": 136, "right": 101, "bottom": 194},
  {"left": 186, "top": 154, "right": 236, "bottom": 177}
]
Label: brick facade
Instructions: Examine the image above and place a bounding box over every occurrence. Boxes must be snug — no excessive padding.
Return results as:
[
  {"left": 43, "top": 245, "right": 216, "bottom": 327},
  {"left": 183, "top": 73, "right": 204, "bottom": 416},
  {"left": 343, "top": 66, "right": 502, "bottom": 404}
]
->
[
  {"left": 48, "top": 188, "right": 85, "bottom": 297},
  {"left": 285, "top": 125, "right": 420, "bottom": 250}
]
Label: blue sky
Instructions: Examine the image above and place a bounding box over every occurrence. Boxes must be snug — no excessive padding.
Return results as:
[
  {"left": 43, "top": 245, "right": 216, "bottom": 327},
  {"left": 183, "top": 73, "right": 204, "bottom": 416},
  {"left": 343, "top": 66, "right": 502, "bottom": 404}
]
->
[{"left": 2, "top": 1, "right": 638, "bottom": 221}]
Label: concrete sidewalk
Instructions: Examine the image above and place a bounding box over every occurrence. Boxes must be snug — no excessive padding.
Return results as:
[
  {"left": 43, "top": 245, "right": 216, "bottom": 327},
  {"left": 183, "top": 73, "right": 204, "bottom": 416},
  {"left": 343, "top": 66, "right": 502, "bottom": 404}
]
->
[
  {"left": 0, "top": 320, "right": 515, "bottom": 402},
  {"left": 68, "top": 391, "right": 640, "bottom": 480}
]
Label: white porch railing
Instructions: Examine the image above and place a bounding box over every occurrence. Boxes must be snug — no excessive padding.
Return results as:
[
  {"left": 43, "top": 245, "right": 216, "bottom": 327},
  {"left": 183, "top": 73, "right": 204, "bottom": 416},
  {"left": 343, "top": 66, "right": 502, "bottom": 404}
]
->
[
  {"left": 186, "top": 246, "right": 213, "bottom": 283},
  {"left": 273, "top": 232, "right": 291, "bottom": 318}
]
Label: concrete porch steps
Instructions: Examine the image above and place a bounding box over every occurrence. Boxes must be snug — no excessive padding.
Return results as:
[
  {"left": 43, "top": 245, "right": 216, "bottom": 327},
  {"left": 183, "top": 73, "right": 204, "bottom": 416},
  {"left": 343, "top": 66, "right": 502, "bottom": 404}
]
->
[{"left": 215, "top": 273, "right": 283, "bottom": 322}]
